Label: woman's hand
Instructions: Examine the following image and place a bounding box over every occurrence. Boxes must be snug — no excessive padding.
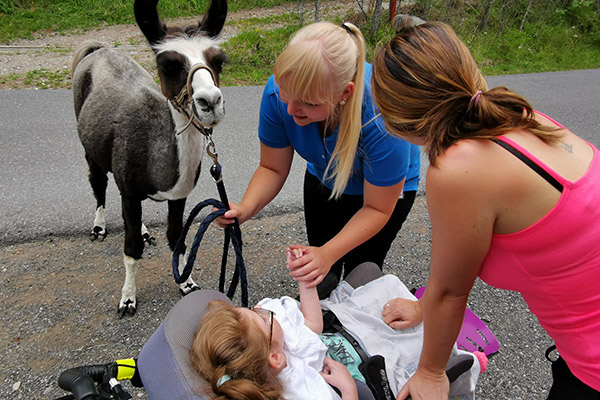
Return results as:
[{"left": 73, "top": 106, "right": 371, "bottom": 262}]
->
[
  {"left": 396, "top": 368, "right": 449, "bottom": 400},
  {"left": 285, "top": 245, "right": 334, "bottom": 287},
  {"left": 382, "top": 298, "right": 423, "bottom": 330},
  {"left": 320, "top": 357, "right": 358, "bottom": 400},
  {"left": 214, "top": 201, "right": 247, "bottom": 228}
]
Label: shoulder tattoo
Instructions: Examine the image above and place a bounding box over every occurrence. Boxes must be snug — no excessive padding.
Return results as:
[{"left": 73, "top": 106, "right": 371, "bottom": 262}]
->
[{"left": 560, "top": 142, "right": 573, "bottom": 153}]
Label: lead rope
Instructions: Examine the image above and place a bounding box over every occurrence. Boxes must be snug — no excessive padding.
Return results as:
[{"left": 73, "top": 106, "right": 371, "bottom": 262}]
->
[{"left": 171, "top": 135, "right": 248, "bottom": 307}]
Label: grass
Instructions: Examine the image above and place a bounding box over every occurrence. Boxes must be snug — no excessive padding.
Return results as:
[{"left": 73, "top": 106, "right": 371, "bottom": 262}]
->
[
  {"left": 1, "top": 0, "right": 599, "bottom": 89},
  {"left": 0, "top": 0, "right": 299, "bottom": 43},
  {"left": 222, "top": 26, "right": 300, "bottom": 86},
  {"left": 0, "top": 66, "right": 71, "bottom": 89},
  {"left": 466, "top": 24, "right": 600, "bottom": 76}
]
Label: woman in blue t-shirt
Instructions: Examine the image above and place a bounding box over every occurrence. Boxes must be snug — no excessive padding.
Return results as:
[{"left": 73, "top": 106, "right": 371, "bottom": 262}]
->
[{"left": 217, "top": 21, "right": 420, "bottom": 299}]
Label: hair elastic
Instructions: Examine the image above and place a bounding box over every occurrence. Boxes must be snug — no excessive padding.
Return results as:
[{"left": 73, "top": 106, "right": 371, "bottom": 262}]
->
[
  {"left": 341, "top": 23, "right": 353, "bottom": 35},
  {"left": 216, "top": 374, "right": 231, "bottom": 388},
  {"left": 467, "top": 90, "right": 483, "bottom": 112}
]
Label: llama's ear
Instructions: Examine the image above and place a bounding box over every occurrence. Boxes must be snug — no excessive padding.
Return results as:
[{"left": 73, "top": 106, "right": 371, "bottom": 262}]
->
[
  {"left": 197, "top": 0, "right": 227, "bottom": 38},
  {"left": 156, "top": 51, "right": 188, "bottom": 99},
  {"left": 204, "top": 47, "right": 228, "bottom": 83},
  {"left": 134, "top": 0, "right": 167, "bottom": 49}
]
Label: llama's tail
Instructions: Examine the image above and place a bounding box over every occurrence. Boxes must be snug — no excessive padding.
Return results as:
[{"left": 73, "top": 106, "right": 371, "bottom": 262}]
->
[{"left": 71, "top": 40, "right": 106, "bottom": 76}]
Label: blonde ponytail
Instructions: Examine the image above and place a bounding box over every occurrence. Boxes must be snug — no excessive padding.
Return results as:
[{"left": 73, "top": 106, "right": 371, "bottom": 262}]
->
[
  {"left": 274, "top": 22, "right": 367, "bottom": 199},
  {"left": 327, "top": 22, "right": 366, "bottom": 198}
]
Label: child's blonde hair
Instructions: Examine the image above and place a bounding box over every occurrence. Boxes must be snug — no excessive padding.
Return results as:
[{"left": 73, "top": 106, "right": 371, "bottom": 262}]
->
[
  {"left": 274, "top": 21, "right": 366, "bottom": 199},
  {"left": 190, "top": 300, "right": 284, "bottom": 399}
]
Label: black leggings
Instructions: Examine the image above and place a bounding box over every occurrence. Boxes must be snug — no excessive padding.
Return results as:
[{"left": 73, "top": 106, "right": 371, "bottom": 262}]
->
[
  {"left": 303, "top": 170, "right": 416, "bottom": 298},
  {"left": 547, "top": 352, "right": 600, "bottom": 399}
]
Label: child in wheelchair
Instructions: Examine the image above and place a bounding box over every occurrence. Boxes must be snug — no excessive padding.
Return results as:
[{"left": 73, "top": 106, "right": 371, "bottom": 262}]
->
[
  {"left": 57, "top": 250, "right": 490, "bottom": 400},
  {"left": 188, "top": 249, "right": 483, "bottom": 400}
]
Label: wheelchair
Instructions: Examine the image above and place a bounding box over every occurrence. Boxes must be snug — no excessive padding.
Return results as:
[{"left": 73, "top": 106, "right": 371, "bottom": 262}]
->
[{"left": 55, "top": 264, "right": 498, "bottom": 400}]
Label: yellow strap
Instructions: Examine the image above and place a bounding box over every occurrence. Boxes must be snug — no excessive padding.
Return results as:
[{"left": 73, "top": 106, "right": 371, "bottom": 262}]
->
[{"left": 115, "top": 358, "right": 137, "bottom": 380}]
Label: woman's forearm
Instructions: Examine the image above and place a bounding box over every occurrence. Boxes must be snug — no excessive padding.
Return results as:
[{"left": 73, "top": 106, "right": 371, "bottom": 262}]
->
[
  {"left": 238, "top": 165, "right": 288, "bottom": 222},
  {"left": 319, "top": 180, "right": 405, "bottom": 262},
  {"left": 418, "top": 288, "right": 469, "bottom": 375},
  {"left": 237, "top": 144, "right": 293, "bottom": 223},
  {"left": 321, "top": 204, "right": 390, "bottom": 264}
]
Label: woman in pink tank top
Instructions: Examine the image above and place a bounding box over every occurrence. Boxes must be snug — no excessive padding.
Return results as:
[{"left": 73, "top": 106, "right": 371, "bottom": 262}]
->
[{"left": 370, "top": 19, "right": 600, "bottom": 400}]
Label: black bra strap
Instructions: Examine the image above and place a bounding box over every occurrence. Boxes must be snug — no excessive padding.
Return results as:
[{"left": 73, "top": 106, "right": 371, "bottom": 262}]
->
[{"left": 491, "top": 138, "right": 563, "bottom": 193}]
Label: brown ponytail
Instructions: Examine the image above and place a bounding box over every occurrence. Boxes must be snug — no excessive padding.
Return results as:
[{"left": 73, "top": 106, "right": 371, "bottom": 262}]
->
[{"left": 372, "top": 21, "right": 561, "bottom": 165}]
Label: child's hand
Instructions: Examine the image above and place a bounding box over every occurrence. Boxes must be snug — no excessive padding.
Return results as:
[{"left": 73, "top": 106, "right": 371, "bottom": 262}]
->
[
  {"left": 320, "top": 357, "right": 358, "bottom": 399},
  {"left": 286, "top": 247, "right": 305, "bottom": 262}
]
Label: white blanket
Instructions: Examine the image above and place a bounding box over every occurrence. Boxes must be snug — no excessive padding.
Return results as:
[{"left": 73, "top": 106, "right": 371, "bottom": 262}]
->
[{"left": 321, "top": 274, "right": 481, "bottom": 399}]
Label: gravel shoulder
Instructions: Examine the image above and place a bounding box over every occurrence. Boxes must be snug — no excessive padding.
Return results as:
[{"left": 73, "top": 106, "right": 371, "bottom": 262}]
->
[{"left": 1, "top": 195, "right": 553, "bottom": 399}]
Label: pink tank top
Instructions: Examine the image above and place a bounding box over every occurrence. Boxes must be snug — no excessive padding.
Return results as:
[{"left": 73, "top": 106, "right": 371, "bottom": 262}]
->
[{"left": 479, "top": 122, "right": 600, "bottom": 390}]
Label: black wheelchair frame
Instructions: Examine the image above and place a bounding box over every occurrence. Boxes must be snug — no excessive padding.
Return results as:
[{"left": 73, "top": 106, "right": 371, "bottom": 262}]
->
[{"left": 55, "top": 359, "right": 142, "bottom": 400}]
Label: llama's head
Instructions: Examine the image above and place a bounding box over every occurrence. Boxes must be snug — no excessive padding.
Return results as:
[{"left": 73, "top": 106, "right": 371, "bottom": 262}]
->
[{"left": 134, "top": 0, "right": 228, "bottom": 129}]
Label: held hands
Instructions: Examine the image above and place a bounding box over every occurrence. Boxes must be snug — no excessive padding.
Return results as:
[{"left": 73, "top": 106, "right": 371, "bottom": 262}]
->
[
  {"left": 382, "top": 298, "right": 423, "bottom": 330},
  {"left": 285, "top": 244, "right": 333, "bottom": 287},
  {"left": 286, "top": 247, "right": 305, "bottom": 263},
  {"left": 396, "top": 368, "right": 449, "bottom": 400},
  {"left": 320, "top": 357, "right": 359, "bottom": 400}
]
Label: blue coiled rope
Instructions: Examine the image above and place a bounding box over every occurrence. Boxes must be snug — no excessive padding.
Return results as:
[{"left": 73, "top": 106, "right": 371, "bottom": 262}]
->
[{"left": 171, "top": 161, "right": 248, "bottom": 307}]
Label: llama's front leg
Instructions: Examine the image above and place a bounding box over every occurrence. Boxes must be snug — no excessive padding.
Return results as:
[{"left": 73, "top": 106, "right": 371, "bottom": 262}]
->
[
  {"left": 118, "top": 196, "right": 144, "bottom": 317},
  {"left": 168, "top": 198, "right": 200, "bottom": 295},
  {"left": 119, "top": 254, "right": 139, "bottom": 318}
]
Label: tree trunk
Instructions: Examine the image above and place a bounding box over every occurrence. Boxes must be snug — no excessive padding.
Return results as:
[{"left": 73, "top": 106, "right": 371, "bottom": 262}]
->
[
  {"left": 297, "top": 0, "right": 305, "bottom": 25},
  {"left": 355, "top": 0, "right": 369, "bottom": 23},
  {"left": 389, "top": 0, "right": 398, "bottom": 21},
  {"left": 315, "top": 0, "right": 320, "bottom": 21},
  {"left": 475, "top": 0, "right": 493, "bottom": 34},
  {"left": 371, "top": 0, "right": 383, "bottom": 34},
  {"left": 519, "top": 0, "right": 532, "bottom": 31},
  {"left": 496, "top": 0, "right": 510, "bottom": 37}
]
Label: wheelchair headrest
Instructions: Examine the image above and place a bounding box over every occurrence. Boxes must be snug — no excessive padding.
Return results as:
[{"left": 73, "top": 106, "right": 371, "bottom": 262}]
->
[{"left": 138, "top": 290, "right": 231, "bottom": 400}]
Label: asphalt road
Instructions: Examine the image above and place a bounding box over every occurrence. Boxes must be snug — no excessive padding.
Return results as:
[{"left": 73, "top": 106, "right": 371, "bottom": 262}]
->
[{"left": 1, "top": 68, "right": 599, "bottom": 244}]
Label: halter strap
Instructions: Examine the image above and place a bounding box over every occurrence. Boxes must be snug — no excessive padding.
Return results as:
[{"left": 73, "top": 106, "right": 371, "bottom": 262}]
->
[{"left": 169, "top": 63, "right": 218, "bottom": 136}]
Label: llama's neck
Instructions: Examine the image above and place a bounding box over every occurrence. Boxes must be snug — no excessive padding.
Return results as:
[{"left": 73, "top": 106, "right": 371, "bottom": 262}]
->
[{"left": 150, "top": 104, "right": 205, "bottom": 201}]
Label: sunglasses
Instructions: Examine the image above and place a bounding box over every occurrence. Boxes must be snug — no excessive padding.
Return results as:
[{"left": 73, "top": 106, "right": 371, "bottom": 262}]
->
[{"left": 251, "top": 307, "right": 274, "bottom": 346}]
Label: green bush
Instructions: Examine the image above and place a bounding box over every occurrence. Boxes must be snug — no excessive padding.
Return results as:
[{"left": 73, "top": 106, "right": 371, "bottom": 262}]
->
[
  {"left": 561, "top": 0, "right": 600, "bottom": 33},
  {"left": 1, "top": 0, "right": 599, "bottom": 88}
]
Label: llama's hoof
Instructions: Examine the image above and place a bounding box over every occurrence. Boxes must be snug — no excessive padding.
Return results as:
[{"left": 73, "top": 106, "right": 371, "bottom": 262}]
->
[
  {"left": 179, "top": 282, "right": 201, "bottom": 296},
  {"left": 90, "top": 226, "right": 107, "bottom": 242},
  {"left": 142, "top": 232, "right": 157, "bottom": 246},
  {"left": 117, "top": 299, "right": 137, "bottom": 318}
]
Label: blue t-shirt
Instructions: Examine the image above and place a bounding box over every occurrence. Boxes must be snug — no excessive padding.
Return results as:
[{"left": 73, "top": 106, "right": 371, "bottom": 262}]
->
[{"left": 258, "top": 63, "right": 420, "bottom": 196}]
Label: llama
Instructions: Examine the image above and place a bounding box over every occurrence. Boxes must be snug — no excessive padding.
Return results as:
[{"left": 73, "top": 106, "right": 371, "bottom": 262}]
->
[{"left": 72, "top": 0, "right": 228, "bottom": 317}]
